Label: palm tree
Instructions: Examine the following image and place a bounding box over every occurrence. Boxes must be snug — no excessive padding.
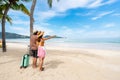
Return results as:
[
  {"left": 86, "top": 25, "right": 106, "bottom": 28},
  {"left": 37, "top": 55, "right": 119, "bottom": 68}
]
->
[
  {"left": 30, "top": 0, "right": 36, "bottom": 36},
  {"left": 1, "top": 0, "right": 30, "bottom": 52},
  {"left": 30, "top": 0, "right": 59, "bottom": 36}
]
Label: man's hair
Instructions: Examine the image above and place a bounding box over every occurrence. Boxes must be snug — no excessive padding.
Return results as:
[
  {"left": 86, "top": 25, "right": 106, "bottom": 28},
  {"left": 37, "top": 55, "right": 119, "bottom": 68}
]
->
[{"left": 33, "top": 31, "right": 38, "bottom": 35}]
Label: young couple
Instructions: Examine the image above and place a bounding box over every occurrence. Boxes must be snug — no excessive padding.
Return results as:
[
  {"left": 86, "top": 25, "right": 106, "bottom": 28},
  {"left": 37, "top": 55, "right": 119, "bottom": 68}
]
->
[{"left": 30, "top": 31, "right": 56, "bottom": 71}]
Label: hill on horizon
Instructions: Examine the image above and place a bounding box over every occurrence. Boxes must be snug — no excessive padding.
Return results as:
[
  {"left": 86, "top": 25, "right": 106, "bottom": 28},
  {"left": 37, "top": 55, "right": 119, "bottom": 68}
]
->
[
  {"left": 0, "top": 32, "right": 63, "bottom": 39},
  {"left": 0, "top": 32, "right": 29, "bottom": 39}
]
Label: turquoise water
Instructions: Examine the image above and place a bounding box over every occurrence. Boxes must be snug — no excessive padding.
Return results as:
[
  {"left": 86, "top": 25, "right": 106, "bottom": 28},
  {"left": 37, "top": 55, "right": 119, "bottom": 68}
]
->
[
  {"left": 6, "top": 38, "right": 120, "bottom": 50},
  {"left": 47, "top": 38, "right": 120, "bottom": 43},
  {"left": 6, "top": 38, "right": 120, "bottom": 44}
]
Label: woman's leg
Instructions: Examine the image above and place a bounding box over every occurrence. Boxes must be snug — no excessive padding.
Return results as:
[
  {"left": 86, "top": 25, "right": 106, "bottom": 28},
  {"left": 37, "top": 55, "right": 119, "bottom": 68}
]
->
[{"left": 39, "top": 57, "right": 44, "bottom": 71}]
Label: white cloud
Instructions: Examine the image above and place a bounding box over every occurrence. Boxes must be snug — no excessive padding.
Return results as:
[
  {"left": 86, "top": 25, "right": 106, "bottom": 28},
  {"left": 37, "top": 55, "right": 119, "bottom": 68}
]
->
[
  {"left": 112, "top": 13, "right": 120, "bottom": 16},
  {"left": 104, "top": 23, "right": 115, "bottom": 28},
  {"left": 8, "top": 24, "right": 119, "bottom": 38},
  {"left": 35, "top": 10, "right": 66, "bottom": 21},
  {"left": 91, "top": 11, "right": 114, "bottom": 20},
  {"left": 52, "top": 0, "right": 91, "bottom": 12},
  {"left": 57, "top": 26, "right": 120, "bottom": 38},
  {"left": 11, "top": 27, "right": 25, "bottom": 31},
  {"left": 58, "top": 26, "right": 86, "bottom": 38},
  {"left": 52, "top": 0, "right": 117, "bottom": 12},
  {"left": 4, "top": 0, "right": 119, "bottom": 38},
  {"left": 34, "top": 24, "right": 54, "bottom": 35},
  {"left": 13, "top": 20, "right": 29, "bottom": 25},
  {"left": 83, "top": 30, "right": 120, "bottom": 38},
  {"left": 7, "top": 0, "right": 118, "bottom": 22},
  {"left": 35, "top": 0, "right": 117, "bottom": 21},
  {"left": 88, "top": 0, "right": 117, "bottom": 8},
  {"left": 9, "top": 26, "right": 30, "bottom": 36},
  {"left": 36, "top": 10, "right": 57, "bottom": 21},
  {"left": 88, "top": 0, "right": 103, "bottom": 8},
  {"left": 8, "top": 0, "right": 117, "bottom": 22}
]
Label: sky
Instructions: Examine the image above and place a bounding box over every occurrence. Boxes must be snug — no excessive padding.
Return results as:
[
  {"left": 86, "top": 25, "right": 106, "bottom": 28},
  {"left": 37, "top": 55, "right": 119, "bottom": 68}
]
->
[{"left": 0, "top": 0, "right": 120, "bottom": 39}]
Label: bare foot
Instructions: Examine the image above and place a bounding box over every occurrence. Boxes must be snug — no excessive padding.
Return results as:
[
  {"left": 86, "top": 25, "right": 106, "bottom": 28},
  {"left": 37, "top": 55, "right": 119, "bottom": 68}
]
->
[{"left": 39, "top": 67, "right": 44, "bottom": 71}]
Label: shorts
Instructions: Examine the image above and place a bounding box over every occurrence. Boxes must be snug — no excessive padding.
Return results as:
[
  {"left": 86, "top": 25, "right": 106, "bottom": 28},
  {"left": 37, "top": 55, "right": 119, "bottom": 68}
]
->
[{"left": 31, "top": 50, "right": 38, "bottom": 58}]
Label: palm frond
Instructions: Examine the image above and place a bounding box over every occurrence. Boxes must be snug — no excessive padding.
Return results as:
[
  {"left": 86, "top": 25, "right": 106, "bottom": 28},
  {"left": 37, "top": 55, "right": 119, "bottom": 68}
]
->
[
  {"left": 6, "top": 15, "right": 12, "bottom": 25},
  {"left": 0, "top": 14, "right": 3, "bottom": 19},
  {"left": 48, "top": 0, "right": 52, "bottom": 8},
  {"left": 0, "top": 13, "right": 12, "bottom": 24},
  {"left": 19, "top": 4, "right": 30, "bottom": 16},
  {"left": 0, "top": 4, "right": 8, "bottom": 10},
  {"left": 10, "top": 3, "right": 30, "bottom": 16},
  {"left": 10, "top": 2, "right": 20, "bottom": 10},
  {"left": 47, "top": 0, "right": 59, "bottom": 8},
  {"left": 21, "top": 0, "right": 32, "bottom": 2},
  {"left": 0, "top": 1, "right": 3, "bottom": 5}
]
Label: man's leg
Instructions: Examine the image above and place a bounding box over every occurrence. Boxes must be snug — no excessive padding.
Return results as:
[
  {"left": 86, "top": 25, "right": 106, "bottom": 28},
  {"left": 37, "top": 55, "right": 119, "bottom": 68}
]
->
[
  {"left": 32, "top": 57, "right": 37, "bottom": 68},
  {"left": 32, "top": 50, "right": 37, "bottom": 68}
]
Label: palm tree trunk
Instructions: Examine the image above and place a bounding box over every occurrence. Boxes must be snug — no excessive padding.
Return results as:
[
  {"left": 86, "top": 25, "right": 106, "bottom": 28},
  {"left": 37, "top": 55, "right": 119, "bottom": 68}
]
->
[
  {"left": 2, "top": 4, "right": 11, "bottom": 52},
  {"left": 30, "top": 0, "right": 37, "bottom": 36}
]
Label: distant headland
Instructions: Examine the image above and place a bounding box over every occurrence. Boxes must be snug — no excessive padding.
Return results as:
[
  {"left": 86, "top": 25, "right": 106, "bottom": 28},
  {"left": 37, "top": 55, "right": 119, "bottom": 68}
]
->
[{"left": 0, "top": 32, "right": 63, "bottom": 39}]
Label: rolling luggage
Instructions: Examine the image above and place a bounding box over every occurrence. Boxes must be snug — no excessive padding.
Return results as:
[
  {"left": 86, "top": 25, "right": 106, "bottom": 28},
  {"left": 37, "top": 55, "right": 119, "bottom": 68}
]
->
[{"left": 20, "top": 54, "right": 29, "bottom": 68}]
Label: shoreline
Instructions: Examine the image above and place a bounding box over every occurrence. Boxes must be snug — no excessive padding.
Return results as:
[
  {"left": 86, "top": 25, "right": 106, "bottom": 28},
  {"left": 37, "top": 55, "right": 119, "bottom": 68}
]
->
[
  {"left": 6, "top": 41, "right": 120, "bottom": 51},
  {"left": 1, "top": 42, "right": 120, "bottom": 58},
  {"left": 4, "top": 42, "right": 120, "bottom": 57}
]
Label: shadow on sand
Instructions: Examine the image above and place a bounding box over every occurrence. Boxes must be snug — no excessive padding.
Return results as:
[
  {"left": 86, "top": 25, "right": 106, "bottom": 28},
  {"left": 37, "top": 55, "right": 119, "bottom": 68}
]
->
[
  {"left": 44, "top": 60, "right": 64, "bottom": 70},
  {"left": 0, "top": 59, "right": 15, "bottom": 65}
]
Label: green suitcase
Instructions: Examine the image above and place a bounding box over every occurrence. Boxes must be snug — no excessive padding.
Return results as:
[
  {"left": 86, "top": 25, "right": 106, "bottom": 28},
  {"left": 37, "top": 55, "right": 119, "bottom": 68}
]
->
[{"left": 20, "top": 54, "right": 29, "bottom": 68}]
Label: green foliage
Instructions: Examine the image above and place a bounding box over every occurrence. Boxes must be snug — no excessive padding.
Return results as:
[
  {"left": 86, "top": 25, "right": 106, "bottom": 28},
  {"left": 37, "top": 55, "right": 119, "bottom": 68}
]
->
[
  {"left": 0, "top": 0, "right": 30, "bottom": 24},
  {"left": 48, "top": 0, "right": 52, "bottom": 8},
  {"left": 0, "top": 14, "right": 3, "bottom": 20},
  {"left": 47, "top": 0, "right": 60, "bottom": 8},
  {"left": 0, "top": 14, "right": 12, "bottom": 25},
  {"left": 6, "top": 15, "right": 12, "bottom": 24},
  {"left": 19, "top": 4, "right": 30, "bottom": 16},
  {"left": 0, "top": 4, "right": 7, "bottom": 10},
  {"left": 0, "top": 3, "right": 12, "bottom": 24},
  {"left": 11, "top": 2, "right": 20, "bottom": 10},
  {"left": 21, "top": 0, "right": 31, "bottom": 1}
]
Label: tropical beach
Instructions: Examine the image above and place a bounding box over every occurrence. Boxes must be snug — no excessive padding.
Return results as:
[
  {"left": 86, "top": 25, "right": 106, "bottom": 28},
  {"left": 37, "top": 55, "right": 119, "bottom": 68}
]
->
[
  {"left": 0, "top": 41, "right": 120, "bottom": 80},
  {"left": 0, "top": 0, "right": 120, "bottom": 80}
]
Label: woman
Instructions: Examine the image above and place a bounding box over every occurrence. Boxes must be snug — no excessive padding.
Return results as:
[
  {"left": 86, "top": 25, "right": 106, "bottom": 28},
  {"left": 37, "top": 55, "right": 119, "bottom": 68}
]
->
[{"left": 37, "top": 32, "right": 56, "bottom": 71}]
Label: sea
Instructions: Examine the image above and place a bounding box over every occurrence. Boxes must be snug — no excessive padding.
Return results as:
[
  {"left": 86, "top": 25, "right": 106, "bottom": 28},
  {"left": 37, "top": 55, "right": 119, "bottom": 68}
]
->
[{"left": 6, "top": 38, "right": 120, "bottom": 51}]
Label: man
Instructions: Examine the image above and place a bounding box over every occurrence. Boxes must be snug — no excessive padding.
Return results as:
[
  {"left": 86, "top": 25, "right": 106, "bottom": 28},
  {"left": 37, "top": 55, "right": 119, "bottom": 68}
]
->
[
  {"left": 0, "top": 40, "right": 2, "bottom": 48},
  {"left": 30, "top": 30, "right": 41, "bottom": 68}
]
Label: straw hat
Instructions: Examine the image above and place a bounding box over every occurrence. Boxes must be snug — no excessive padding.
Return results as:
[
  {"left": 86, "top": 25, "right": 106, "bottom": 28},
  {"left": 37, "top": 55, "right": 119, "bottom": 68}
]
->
[
  {"left": 37, "top": 31, "right": 41, "bottom": 35},
  {"left": 40, "top": 31, "right": 44, "bottom": 35}
]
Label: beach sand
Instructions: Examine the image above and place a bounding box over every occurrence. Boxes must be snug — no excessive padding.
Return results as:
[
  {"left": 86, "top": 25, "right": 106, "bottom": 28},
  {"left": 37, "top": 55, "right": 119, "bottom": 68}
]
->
[{"left": 0, "top": 43, "right": 120, "bottom": 80}]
